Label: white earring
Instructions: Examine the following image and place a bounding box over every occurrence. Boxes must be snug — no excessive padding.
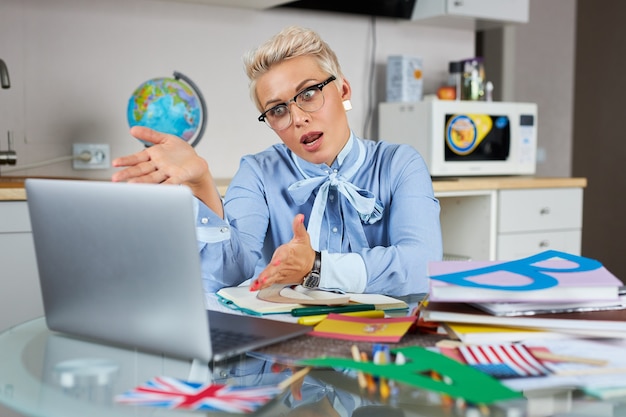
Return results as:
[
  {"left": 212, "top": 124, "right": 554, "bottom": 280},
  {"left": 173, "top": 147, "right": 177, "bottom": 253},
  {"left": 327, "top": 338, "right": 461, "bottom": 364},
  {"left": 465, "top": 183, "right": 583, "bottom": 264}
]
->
[{"left": 343, "top": 100, "right": 352, "bottom": 111}]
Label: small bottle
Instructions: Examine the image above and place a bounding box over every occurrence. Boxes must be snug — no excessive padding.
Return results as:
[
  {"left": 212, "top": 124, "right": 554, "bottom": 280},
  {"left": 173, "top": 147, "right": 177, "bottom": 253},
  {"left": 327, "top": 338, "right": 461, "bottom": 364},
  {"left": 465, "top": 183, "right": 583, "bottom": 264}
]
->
[
  {"left": 485, "top": 81, "right": 494, "bottom": 102},
  {"left": 448, "top": 61, "right": 463, "bottom": 101},
  {"left": 462, "top": 60, "right": 484, "bottom": 101}
]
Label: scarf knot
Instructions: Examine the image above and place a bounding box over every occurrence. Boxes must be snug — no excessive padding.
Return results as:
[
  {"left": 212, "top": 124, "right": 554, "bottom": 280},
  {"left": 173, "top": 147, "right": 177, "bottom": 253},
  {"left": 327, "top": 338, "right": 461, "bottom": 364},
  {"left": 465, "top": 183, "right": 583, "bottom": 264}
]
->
[{"left": 287, "top": 137, "right": 384, "bottom": 251}]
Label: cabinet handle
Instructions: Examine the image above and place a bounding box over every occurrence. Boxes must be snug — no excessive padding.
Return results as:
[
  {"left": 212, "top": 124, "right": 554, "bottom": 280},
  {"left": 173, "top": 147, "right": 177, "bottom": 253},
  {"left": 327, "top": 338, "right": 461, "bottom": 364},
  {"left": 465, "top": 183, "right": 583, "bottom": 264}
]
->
[
  {"left": 539, "top": 240, "right": 550, "bottom": 248},
  {"left": 539, "top": 207, "right": 551, "bottom": 215}
]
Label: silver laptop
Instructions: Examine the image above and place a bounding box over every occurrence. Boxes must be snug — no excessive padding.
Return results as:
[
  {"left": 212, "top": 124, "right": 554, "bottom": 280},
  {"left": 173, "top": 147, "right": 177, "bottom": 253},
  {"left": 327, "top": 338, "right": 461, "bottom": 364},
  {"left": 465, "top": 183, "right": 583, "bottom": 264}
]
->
[{"left": 25, "top": 179, "right": 311, "bottom": 362}]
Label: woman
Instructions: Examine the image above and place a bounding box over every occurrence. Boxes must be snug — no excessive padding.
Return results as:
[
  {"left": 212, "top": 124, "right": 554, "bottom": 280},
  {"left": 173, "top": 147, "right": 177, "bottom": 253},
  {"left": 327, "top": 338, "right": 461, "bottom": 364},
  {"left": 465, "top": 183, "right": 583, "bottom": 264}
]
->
[{"left": 112, "top": 26, "right": 442, "bottom": 296}]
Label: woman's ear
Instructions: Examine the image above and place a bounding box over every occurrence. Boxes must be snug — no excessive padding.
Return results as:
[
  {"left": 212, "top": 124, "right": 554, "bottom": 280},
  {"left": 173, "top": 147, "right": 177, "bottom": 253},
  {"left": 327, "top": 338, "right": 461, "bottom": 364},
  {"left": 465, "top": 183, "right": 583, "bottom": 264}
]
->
[{"left": 340, "top": 77, "right": 352, "bottom": 102}]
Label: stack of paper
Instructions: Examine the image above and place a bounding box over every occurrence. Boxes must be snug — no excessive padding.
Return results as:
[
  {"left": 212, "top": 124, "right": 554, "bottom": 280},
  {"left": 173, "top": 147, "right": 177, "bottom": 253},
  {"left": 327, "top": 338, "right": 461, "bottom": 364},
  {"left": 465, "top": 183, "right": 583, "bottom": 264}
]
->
[
  {"left": 443, "top": 322, "right": 575, "bottom": 344},
  {"left": 424, "top": 250, "right": 626, "bottom": 341},
  {"left": 423, "top": 301, "right": 626, "bottom": 338},
  {"left": 428, "top": 250, "right": 623, "bottom": 303},
  {"left": 471, "top": 297, "right": 626, "bottom": 317}
]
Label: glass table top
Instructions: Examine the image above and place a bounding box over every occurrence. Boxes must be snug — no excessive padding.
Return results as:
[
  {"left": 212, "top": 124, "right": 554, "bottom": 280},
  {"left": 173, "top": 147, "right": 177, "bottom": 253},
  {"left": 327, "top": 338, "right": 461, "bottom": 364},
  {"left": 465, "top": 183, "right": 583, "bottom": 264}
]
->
[
  {"left": 2, "top": 317, "right": 625, "bottom": 417},
  {"left": 0, "top": 317, "right": 520, "bottom": 417}
]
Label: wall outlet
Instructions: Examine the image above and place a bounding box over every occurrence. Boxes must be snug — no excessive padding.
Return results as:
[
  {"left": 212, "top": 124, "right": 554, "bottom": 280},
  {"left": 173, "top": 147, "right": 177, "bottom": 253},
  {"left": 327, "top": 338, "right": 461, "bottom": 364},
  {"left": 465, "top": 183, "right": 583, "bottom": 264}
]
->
[{"left": 73, "top": 143, "right": 111, "bottom": 170}]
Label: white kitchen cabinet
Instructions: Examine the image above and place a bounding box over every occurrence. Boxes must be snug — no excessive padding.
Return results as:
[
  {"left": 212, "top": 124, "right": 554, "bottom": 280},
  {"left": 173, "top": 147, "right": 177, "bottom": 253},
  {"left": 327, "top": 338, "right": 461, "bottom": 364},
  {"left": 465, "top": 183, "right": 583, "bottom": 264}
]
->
[
  {"left": 435, "top": 178, "right": 585, "bottom": 262},
  {"left": 0, "top": 201, "right": 43, "bottom": 332},
  {"left": 411, "top": 0, "right": 529, "bottom": 29},
  {"left": 446, "top": 0, "right": 528, "bottom": 22},
  {"left": 496, "top": 188, "right": 583, "bottom": 259}
]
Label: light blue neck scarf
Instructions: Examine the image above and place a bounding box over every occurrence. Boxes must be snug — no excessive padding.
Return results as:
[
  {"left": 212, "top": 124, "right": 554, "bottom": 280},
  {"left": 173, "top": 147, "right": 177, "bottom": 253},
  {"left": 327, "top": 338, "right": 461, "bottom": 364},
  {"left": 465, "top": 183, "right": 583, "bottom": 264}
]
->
[{"left": 287, "top": 135, "right": 384, "bottom": 251}]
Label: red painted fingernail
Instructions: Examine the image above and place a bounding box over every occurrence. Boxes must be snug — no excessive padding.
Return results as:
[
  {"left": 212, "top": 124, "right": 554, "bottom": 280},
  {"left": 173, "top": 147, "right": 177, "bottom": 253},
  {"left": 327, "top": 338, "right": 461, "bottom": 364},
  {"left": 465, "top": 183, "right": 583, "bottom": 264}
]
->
[{"left": 273, "top": 259, "right": 281, "bottom": 266}]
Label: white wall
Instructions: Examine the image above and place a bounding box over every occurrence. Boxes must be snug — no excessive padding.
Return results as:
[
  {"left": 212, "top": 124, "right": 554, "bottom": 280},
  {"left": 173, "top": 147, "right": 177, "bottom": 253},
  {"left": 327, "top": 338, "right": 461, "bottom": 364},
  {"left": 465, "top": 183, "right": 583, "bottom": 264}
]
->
[
  {"left": 0, "top": 0, "right": 474, "bottom": 181},
  {"left": 510, "top": 0, "right": 577, "bottom": 177}
]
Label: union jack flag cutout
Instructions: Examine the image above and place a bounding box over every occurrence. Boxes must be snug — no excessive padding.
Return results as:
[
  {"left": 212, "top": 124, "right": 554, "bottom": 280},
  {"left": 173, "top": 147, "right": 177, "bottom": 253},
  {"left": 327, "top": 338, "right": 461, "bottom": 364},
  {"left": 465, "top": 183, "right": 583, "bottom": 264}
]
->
[
  {"left": 115, "top": 376, "right": 283, "bottom": 413},
  {"left": 458, "top": 343, "right": 552, "bottom": 379}
]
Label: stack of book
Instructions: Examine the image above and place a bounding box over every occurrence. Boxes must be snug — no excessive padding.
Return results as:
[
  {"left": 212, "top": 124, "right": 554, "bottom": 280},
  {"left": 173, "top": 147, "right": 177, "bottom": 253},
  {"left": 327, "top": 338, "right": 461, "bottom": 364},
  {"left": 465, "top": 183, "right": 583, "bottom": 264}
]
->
[{"left": 423, "top": 250, "right": 626, "bottom": 342}]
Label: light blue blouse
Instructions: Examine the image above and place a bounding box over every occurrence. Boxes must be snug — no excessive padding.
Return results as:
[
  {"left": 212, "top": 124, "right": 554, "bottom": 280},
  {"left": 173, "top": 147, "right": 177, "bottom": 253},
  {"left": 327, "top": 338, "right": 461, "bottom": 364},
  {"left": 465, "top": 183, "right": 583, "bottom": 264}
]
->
[{"left": 194, "top": 132, "right": 442, "bottom": 296}]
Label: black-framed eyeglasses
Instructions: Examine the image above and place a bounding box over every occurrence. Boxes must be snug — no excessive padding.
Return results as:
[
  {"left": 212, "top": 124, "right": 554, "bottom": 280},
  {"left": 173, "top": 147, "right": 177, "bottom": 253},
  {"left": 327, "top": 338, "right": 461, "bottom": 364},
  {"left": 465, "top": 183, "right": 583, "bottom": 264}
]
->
[{"left": 258, "top": 76, "right": 337, "bottom": 131}]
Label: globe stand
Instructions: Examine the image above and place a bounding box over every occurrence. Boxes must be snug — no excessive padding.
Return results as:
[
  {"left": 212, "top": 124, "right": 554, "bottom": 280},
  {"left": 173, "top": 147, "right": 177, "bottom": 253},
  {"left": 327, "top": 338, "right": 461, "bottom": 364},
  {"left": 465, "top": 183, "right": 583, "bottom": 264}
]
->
[{"left": 173, "top": 71, "right": 207, "bottom": 148}]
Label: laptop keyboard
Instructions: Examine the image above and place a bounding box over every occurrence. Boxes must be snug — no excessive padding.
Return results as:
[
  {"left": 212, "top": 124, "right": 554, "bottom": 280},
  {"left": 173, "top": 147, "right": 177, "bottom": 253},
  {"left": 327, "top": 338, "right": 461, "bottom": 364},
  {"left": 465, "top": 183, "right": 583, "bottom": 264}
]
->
[{"left": 210, "top": 327, "right": 264, "bottom": 353}]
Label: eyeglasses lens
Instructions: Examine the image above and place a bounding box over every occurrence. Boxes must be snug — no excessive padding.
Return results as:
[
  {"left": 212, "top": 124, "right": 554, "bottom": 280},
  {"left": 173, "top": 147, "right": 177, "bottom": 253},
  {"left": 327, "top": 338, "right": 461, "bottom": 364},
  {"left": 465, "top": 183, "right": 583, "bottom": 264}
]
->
[{"left": 264, "top": 87, "right": 325, "bottom": 131}]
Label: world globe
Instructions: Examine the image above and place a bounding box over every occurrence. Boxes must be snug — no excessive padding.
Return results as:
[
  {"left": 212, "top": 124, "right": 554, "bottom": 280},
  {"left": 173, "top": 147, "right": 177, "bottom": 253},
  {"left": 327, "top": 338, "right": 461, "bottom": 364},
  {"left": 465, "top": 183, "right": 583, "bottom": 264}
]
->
[{"left": 127, "top": 71, "right": 207, "bottom": 147}]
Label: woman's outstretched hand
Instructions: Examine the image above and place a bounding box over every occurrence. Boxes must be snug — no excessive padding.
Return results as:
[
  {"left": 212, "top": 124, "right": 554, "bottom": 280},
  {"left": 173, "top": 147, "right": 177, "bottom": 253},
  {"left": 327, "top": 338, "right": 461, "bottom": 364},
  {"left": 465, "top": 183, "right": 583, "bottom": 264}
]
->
[{"left": 112, "top": 126, "right": 222, "bottom": 217}]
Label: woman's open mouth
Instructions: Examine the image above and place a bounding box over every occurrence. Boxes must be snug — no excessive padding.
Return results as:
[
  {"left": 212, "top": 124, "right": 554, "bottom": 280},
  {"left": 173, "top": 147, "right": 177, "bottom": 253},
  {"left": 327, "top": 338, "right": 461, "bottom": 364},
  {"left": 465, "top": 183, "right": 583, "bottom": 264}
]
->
[{"left": 301, "top": 132, "right": 322, "bottom": 147}]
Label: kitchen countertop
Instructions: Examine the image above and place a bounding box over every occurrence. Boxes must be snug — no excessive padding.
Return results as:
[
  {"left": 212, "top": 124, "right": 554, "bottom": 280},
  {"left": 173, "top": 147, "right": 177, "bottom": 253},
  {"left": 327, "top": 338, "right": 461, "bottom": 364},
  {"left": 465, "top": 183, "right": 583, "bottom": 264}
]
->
[
  {"left": 431, "top": 176, "right": 587, "bottom": 193},
  {"left": 0, "top": 176, "right": 587, "bottom": 201},
  {"left": 0, "top": 176, "right": 95, "bottom": 201}
]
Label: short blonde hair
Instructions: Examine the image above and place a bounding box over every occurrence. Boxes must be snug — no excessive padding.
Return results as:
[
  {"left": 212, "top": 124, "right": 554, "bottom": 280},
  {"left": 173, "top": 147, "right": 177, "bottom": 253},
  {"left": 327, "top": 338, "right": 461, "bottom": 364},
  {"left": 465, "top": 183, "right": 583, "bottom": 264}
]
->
[{"left": 243, "top": 26, "right": 344, "bottom": 112}]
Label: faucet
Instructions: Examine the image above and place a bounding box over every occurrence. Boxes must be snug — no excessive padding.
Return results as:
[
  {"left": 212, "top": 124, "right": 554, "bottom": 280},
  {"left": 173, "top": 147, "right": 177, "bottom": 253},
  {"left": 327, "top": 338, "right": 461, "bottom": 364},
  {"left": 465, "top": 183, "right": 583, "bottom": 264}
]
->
[
  {"left": 0, "top": 131, "right": 17, "bottom": 166},
  {"left": 0, "top": 60, "right": 14, "bottom": 170},
  {"left": 0, "top": 59, "right": 10, "bottom": 89}
]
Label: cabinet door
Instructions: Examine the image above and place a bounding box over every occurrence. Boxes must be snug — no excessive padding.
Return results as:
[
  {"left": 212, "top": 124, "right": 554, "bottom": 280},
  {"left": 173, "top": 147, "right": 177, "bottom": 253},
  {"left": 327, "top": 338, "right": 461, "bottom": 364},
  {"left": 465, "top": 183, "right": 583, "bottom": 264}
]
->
[
  {"left": 497, "top": 230, "right": 582, "bottom": 260},
  {"left": 0, "top": 202, "right": 43, "bottom": 331},
  {"left": 445, "top": 0, "right": 529, "bottom": 22},
  {"left": 0, "top": 200, "right": 31, "bottom": 232},
  {"left": 498, "top": 188, "right": 583, "bottom": 234}
]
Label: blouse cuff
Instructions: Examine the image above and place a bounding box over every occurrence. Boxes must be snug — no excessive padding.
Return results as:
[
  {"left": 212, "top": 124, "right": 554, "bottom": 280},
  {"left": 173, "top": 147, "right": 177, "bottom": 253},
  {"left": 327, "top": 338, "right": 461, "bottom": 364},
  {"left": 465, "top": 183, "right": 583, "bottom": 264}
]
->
[
  {"left": 319, "top": 251, "right": 367, "bottom": 293},
  {"left": 193, "top": 197, "right": 231, "bottom": 243}
]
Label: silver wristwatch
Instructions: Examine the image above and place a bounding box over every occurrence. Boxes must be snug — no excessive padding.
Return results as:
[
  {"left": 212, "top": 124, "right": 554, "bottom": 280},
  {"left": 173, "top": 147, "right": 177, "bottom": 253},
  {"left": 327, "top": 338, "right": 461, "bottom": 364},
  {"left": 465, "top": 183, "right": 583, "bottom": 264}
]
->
[{"left": 302, "top": 251, "right": 321, "bottom": 289}]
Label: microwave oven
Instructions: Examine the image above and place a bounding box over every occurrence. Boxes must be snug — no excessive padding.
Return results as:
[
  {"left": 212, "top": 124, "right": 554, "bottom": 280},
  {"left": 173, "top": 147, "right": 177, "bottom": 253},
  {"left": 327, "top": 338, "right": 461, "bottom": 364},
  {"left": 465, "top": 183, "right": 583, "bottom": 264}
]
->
[{"left": 379, "top": 100, "right": 538, "bottom": 177}]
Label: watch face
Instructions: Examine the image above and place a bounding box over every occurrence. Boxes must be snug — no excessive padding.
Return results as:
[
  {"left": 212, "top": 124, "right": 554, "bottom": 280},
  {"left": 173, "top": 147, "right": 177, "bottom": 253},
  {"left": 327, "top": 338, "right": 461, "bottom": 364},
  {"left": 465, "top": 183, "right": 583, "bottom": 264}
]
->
[
  {"left": 304, "top": 251, "right": 322, "bottom": 288},
  {"left": 304, "top": 273, "right": 320, "bottom": 289}
]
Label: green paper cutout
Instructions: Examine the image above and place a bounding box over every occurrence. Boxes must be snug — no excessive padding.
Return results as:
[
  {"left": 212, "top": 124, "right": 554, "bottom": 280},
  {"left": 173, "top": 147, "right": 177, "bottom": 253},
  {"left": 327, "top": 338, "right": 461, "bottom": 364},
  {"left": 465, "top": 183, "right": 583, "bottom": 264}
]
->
[{"left": 298, "top": 346, "right": 523, "bottom": 404}]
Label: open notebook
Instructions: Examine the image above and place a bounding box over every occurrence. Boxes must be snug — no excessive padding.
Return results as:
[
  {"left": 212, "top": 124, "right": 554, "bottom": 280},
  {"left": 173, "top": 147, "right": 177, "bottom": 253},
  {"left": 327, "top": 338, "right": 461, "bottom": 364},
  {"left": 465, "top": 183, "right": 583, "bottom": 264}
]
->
[{"left": 217, "top": 285, "right": 409, "bottom": 315}]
